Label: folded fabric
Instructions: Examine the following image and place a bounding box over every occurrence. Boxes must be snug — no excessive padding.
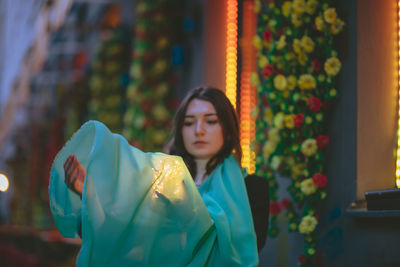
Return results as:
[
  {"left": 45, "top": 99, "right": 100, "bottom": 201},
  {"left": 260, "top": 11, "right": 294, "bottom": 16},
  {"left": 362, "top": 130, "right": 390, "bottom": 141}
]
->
[{"left": 49, "top": 120, "right": 258, "bottom": 266}]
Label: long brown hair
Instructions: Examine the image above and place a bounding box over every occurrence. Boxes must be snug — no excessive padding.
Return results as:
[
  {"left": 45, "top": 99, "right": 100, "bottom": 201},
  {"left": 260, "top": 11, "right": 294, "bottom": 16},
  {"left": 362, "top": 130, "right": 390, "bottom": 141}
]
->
[{"left": 169, "top": 86, "right": 242, "bottom": 178}]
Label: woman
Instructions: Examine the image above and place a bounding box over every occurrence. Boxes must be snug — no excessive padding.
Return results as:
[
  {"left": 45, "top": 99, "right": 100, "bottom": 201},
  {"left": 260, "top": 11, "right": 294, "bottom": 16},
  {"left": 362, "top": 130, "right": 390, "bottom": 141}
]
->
[{"left": 50, "top": 86, "right": 258, "bottom": 266}]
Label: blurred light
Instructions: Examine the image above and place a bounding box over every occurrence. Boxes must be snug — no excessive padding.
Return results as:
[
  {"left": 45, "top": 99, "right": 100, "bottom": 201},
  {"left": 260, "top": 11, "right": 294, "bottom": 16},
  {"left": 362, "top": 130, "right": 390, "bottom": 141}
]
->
[
  {"left": 0, "top": 173, "right": 9, "bottom": 192},
  {"left": 225, "top": 0, "right": 238, "bottom": 109},
  {"left": 239, "top": 1, "right": 256, "bottom": 174},
  {"left": 397, "top": 0, "right": 400, "bottom": 188}
]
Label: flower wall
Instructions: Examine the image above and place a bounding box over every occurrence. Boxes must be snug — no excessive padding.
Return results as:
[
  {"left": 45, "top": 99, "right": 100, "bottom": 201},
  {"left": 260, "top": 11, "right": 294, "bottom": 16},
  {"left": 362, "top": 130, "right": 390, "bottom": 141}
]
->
[{"left": 252, "top": 0, "right": 344, "bottom": 265}]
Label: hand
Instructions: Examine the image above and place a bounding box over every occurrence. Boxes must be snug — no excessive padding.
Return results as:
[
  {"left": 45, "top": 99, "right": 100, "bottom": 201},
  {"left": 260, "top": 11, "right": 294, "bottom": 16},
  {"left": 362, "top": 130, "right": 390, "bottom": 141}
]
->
[{"left": 64, "top": 154, "right": 86, "bottom": 196}]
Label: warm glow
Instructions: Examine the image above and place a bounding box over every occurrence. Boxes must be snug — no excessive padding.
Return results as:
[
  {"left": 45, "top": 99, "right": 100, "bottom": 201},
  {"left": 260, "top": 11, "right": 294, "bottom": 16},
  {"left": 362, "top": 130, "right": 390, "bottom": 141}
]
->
[
  {"left": 397, "top": 0, "right": 400, "bottom": 188},
  {"left": 239, "top": 1, "right": 257, "bottom": 174},
  {"left": 225, "top": 0, "right": 238, "bottom": 109},
  {"left": 0, "top": 173, "right": 9, "bottom": 192}
]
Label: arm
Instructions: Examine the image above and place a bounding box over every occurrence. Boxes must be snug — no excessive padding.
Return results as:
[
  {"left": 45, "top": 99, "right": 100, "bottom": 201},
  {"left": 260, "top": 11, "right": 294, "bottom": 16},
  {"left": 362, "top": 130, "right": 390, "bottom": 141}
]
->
[{"left": 64, "top": 154, "right": 86, "bottom": 196}]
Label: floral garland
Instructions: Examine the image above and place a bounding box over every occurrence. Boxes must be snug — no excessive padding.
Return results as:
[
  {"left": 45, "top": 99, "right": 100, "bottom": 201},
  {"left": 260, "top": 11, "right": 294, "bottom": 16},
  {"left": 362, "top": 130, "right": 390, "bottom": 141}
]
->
[
  {"left": 252, "top": 0, "right": 344, "bottom": 265},
  {"left": 88, "top": 26, "right": 131, "bottom": 133},
  {"left": 123, "top": 0, "right": 184, "bottom": 152}
]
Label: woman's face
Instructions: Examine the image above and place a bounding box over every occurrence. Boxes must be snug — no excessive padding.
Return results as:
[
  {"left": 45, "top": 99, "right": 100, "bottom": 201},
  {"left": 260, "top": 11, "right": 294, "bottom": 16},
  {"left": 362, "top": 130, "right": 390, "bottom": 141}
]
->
[{"left": 182, "top": 99, "right": 224, "bottom": 161}]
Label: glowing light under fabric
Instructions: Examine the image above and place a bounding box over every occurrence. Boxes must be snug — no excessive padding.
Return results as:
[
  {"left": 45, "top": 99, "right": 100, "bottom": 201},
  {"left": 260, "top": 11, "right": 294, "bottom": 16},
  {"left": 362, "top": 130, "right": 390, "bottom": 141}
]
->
[
  {"left": 225, "top": 0, "right": 238, "bottom": 109},
  {"left": 239, "top": 1, "right": 256, "bottom": 174}
]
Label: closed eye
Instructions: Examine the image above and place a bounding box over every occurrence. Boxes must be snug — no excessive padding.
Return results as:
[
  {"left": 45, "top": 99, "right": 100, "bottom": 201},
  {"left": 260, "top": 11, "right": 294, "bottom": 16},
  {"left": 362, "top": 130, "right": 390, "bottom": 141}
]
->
[{"left": 183, "top": 121, "right": 194, "bottom": 126}]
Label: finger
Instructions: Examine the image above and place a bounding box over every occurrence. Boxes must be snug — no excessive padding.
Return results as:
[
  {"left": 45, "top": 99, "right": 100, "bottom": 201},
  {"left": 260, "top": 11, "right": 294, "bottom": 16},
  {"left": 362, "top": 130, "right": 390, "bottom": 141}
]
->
[{"left": 64, "top": 155, "right": 74, "bottom": 170}]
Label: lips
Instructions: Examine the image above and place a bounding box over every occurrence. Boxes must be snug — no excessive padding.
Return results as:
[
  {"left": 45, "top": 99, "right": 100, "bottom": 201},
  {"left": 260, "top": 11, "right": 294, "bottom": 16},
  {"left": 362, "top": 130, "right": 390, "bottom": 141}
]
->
[{"left": 194, "top": 141, "right": 207, "bottom": 145}]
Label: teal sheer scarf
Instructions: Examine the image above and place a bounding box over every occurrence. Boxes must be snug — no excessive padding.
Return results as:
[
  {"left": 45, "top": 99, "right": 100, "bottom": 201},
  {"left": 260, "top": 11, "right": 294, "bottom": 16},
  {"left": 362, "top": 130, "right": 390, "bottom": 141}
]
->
[{"left": 49, "top": 121, "right": 258, "bottom": 266}]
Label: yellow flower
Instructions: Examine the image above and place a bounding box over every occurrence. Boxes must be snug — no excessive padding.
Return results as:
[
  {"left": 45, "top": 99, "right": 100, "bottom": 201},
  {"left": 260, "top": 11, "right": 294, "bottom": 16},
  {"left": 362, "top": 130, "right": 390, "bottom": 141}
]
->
[
  {"left": 154, "top": 60, "right": 167, "bottom": 73},
  {"left": 305, "top": 116, "right": 313, "bottom": 124},
  {"left": 324, "top": 57, "right": 341, "bottom": 76},
  {"left": 301, "top": 138, "right": 318, "bottom": 156},
  {"left": 292, "top": 163, "right": 305, "bottom": 178},
  {"left": 274, "top": 74, "right": 288, "bottom": 90},
  {"left": 274, "top": 112, "right": 285, "bottom": 129},
  {"left": 284, "top": 76, "right": 296, "bottom": 92},
  {"left": 317, "top": 74, "right": 325, "bottom": 82},
  {"left": 259, "top": 55, "right": 269, "bottom": 68},
  {"left": 306, "top": 0, "right": 318, "bottom": 14},
  {"left": 330, "top": 88, "right": 337, "bottom": 97},
  {"left": 291, "top": 13, "right": 302, "bottom": 27},
  {"left": 293, "top": 39, "right": 302, "bottom": 54},
  {"left": 253, "top": 35, "right": 262, "bottom": 50},
  {"left": 315, "top": 15, "right": 325, "bottom": 31},
  {"left": 301, "top": 36, "right": 315, "bottom": 53},
  {"left": 292, "top": 0, "right": 306, "bottom": 14},
  {"left": 157, "top": 37, "right": 168, "bottom": 49},
  {"left": 263, "top": 141, "right": 277, "bottom": 159},
  {"left": 324, "top": 8, "right": 337, "bottom": 24},
  {"left": 299, "top": 215, "right": 318, "bottom": 234},
  {"left": 308, "top": 248, "right": 316, "bottom": 255},
  {"left": 300, "top": 178, "right": 318, "bottom": 195},
  {"left": 285, "top": 52, "right": 295, "bottom": 61},
  {"left": 269, "top": 19, "right": 277, "bottom": 28},
  {"left": 298, "top": 52, "right": 308, "bottom": 66},
  {"left": 284, "top": 114, "right": 296, "bottom": 129},
  {"left": 254, "top": 0, "right": 261, "bottom": 13},
  {"left": 289, "top": 223, "right": 297, "bottom": 231},
  {"left": 268, "top": 127, "right": 281, "bottom": 142},
  {"left": 152, "top": 104, "right": 169, "bottom": 122},
  {"left": 250, "top": 73, "right": 260, "bottom": 86},
  {"left": 282, "top": 91, "right": 290, "bottom": 99},
  {"left": 270, "top": 156, "right": 281, "bottom": 170},
  {"left": 276, "top": 35, "right": 286, "bottom": 50},
  {"left": 316, "top": 113, "right": 323, "bottom": 121},
  {"left": 264, "top": 108, "right": 273, "bottom": 124},
  {"left": 282, "top": 1, "right": 292, "bottom": 17},
  {"left": 298, "top": 74, "right": 316, "bottom": 90},
  {"left": 153, "top": 130, "right": 167, "bottom": 144},
  {"left": 331, "top": 18, "right": 345, "bottom": 34},
  {"left": 155, "top": 83, "right": 169, "bottom": 97}
]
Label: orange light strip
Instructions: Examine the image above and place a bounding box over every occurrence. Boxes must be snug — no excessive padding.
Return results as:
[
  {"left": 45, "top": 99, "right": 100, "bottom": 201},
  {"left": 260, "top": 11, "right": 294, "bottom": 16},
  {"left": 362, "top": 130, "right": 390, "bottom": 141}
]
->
[
  {"left": 225, "top": 0, "right": 238, "bottom": 109},
  {"left": 240, "top": 0, "right": 257, "bottom": 173},
  {"left": 396, "top": 0, "right": 400, "bottom": 188}
]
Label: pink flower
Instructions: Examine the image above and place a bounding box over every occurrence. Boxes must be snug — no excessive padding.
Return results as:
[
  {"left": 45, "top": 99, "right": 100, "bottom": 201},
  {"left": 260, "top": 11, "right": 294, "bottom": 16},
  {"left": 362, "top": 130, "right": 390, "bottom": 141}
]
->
[
  {"left": 316, "top": 135, "right": 330, "bottom": 148},
  {"left": 308, "top": 97, "right": 322, "bottom": 112},
  {"left": 281, "top": 198, "right": 292, "bottom": 209},
  {"left": 270, "top": 202, "right": 281, "bottom": 215},
  {"left": 262, "top": 65, "right": 274, "bottom": 77},
  {"left": 312, "top": 173, "right": 327, "bottom": 188},
  {"left": 294, "top": 114, "right": 304, "bottom": 128}
]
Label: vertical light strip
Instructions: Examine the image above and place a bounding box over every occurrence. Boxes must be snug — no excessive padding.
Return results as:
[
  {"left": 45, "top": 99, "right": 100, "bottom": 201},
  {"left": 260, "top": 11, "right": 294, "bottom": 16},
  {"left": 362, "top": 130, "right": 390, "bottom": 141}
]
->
[
  {"left": 240, "top": 0, "right": 256, "bottom": 173},
  {"left": 396, "top": 0, "right": 400, "bottom": 188},
  {"left": 225, "top": 0, "right": 238, "bottom": 109}
]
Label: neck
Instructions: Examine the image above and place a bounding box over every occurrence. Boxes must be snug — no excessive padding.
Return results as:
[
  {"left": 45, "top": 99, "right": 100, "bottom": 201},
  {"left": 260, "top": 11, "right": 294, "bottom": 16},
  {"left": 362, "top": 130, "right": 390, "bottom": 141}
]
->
[{"left": 194, "top": 158, "right": 208, "bottom": 184}]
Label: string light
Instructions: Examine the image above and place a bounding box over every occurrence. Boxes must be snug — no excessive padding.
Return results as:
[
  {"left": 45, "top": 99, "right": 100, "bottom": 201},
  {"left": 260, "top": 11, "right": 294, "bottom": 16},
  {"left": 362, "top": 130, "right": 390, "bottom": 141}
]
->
[
  {"left": 225, "top": 0, "right": 238, "bottom": 109},
  {"left": 396, "top": 0, "right": 400, "bottom": 188},
  {"left": 240, "top": 0, "right": 257, "bottom": 174}
]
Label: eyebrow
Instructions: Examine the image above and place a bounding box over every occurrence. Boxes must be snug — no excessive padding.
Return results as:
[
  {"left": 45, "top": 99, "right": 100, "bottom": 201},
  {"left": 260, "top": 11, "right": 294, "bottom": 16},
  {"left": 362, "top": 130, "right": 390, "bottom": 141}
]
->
[{"left": 184, "top": 113, "right": 217, "bottom": 118}]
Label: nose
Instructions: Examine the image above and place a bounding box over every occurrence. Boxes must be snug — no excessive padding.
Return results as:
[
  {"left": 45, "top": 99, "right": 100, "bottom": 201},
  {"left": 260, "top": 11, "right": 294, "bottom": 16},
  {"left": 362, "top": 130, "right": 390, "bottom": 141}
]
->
[{"left": 195, "top": 120, "right": 205, "bottom": 136}]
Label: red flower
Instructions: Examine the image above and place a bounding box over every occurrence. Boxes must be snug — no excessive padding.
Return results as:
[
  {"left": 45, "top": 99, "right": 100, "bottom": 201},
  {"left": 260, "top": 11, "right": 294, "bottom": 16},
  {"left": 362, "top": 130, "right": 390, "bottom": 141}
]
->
[
  {"left": 270, "top": 202, "right": 281, "bottom": 215},
  {"left": 262, "top": 65, "right": 274, "bottom": 77},
  {"left": 263, "top": 30, "right": 272, "bottom": 42},
  {"left": 308, "top": 97, "right": 322, "bottom": 112},
  {"left": 313, "top": 173, "right": 327, "bottom": 188},
  {"left": 294, "top": 113, "right": 304, "bottom": 128},
  {"left": 298, "top": 254, "right": 307, "bottom": 264},
  {"left": 312, "top": 59, "right": 321, "bottom": 72},
  {"left": 316, "top": 135, "right": 330, "bottom": 148},
  {"left": 281, "top": 198, "right": 292, "bottom": 209}
]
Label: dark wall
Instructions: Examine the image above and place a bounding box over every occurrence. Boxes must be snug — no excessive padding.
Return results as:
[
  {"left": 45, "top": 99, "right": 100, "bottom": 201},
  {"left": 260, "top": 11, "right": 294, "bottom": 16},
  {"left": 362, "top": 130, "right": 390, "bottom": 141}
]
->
[{"left": 320, "top": 0, "right": 400, "bottom": 266}]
